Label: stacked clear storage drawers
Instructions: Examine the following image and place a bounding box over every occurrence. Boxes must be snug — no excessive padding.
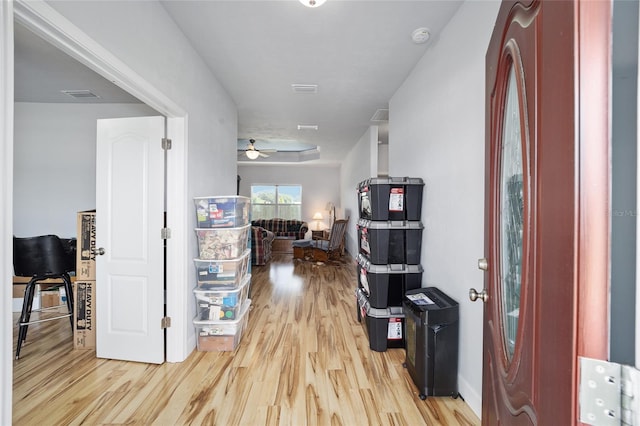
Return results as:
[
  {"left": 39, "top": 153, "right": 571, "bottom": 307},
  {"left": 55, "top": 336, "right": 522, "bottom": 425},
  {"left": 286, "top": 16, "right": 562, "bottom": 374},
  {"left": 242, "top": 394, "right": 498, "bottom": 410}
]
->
[
  {"left": 193, "top": 196, "right": 252, "bottom": 351},
  {"left": 355, "top": 177, "right": 424, "bottom": 351}
]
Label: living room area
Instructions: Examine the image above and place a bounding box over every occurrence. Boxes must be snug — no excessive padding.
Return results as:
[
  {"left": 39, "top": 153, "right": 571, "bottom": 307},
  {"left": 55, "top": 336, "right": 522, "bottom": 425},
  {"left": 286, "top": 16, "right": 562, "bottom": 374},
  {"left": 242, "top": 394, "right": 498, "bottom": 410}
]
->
[{"left": 239, "top": 162, "right": 345, "bottom": 262}]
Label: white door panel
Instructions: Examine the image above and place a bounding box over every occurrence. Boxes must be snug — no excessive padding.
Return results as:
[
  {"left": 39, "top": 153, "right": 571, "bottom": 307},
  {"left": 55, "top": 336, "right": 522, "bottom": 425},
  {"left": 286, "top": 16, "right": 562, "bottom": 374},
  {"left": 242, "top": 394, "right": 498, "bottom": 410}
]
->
[{"left": 96, "top": 116, "right": 165, "bottom": 364}]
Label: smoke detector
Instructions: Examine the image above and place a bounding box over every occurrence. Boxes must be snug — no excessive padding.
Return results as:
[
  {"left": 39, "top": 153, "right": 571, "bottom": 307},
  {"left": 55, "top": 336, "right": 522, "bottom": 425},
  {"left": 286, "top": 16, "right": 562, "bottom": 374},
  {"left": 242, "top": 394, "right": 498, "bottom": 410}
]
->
[{"left": 411, "top": 28, "right": 431, "bottom": 44}]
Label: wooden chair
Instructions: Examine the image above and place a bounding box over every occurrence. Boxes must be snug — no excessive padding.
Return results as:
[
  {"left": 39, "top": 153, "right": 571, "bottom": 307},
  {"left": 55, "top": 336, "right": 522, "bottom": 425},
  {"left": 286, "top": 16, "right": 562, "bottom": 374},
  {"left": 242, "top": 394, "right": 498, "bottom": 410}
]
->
[
  {"left": 13, "top": 235, "right": 75, "bottom": 359},
  {"left": 311, "top": 218, "right": 348, "bottom": 262}
]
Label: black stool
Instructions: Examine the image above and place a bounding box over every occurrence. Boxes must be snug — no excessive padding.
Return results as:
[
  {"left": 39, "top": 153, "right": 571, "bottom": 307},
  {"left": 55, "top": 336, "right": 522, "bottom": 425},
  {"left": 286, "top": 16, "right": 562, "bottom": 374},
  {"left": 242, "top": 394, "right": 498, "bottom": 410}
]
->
[{"left": 13, "top": 235, "right": 75, "bottom": 359}]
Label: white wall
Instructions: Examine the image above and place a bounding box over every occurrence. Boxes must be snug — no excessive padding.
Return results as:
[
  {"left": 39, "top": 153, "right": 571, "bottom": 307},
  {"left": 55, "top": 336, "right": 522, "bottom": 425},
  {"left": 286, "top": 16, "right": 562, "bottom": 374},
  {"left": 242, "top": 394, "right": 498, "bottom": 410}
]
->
[
  {"left": 378, "top": 143, "right": 389, "bottom": 176},
  {"left": 340, "top": 126, "right": 375, "bottom": 254},
  {"left": 44, "top": 0, "right": 239, "bottom": 356},
  {"left": 13, "top": 102, "right": 157, "bottom": 238},
  {"left": 238, "top": 164, "right": 340, "bottom": 231},
  {"left": 388, "top": 0, "right": 500, "bottom": 417}
]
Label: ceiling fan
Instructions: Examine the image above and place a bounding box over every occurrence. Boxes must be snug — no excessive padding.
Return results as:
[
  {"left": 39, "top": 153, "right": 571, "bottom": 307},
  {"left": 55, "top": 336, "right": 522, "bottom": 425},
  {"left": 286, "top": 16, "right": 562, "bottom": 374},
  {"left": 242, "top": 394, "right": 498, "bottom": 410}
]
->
[{"left": 241, "top": 139, "right": 277, "bottom": 160}]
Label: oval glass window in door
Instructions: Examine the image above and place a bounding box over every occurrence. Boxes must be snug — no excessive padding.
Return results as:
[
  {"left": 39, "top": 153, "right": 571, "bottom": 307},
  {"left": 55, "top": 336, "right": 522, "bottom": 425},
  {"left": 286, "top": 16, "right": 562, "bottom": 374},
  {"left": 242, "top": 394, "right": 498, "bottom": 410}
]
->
[{"left": 499, "top": 65, "right": 524, "bottom": 361}]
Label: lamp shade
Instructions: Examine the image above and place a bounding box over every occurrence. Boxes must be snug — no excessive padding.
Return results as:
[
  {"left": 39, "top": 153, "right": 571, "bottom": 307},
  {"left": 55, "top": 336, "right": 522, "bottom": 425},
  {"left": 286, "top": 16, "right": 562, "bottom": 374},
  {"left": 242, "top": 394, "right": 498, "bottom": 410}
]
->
[{"left": 312, "top": 212, "right": 323, "bottom": 220}]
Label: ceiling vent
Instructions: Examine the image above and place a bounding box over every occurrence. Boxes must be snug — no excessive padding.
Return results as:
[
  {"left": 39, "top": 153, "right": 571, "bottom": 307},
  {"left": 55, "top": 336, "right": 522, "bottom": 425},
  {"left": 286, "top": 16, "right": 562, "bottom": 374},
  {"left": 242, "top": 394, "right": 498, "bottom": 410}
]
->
[
  {"left": 61, "top": 90, "right": 101, "bottom": 99},
  {"left": 370, "top": 109, "right": 389, "bottom": 122},
  {"left": 291, "top": 84, "right": 318, "bottom": 94}
]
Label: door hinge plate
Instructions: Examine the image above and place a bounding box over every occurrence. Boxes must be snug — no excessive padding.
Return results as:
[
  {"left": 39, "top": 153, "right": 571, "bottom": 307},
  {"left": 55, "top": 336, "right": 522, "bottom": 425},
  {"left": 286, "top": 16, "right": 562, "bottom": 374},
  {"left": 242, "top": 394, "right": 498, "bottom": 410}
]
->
[
  {"left": 579, "top": 356, "right": 640, "bottom": 425},
  {"left": 162, "top": 138, "right": 172, "bottom": 150},
  {"left": 161, "top": 317, "right": 171, "bottom": 329},
  {"left": 161, "top": 228, "right": 171, "bottom": 239}
]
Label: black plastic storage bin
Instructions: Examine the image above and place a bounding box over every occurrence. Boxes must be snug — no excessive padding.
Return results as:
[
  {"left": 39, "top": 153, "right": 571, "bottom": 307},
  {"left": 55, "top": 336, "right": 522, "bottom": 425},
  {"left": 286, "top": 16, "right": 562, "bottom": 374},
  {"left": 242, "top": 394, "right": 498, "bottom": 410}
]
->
[
  {"left": 357, "top": 177, "right": 424, "bottom": 221},
  {"left": 357, "top": 253, "right": 423, "bottom": 308},
  {"left": 357, "top": 218, "right": 423, "bottom": 265},
  {"left": 403, "top": 287, "right": 459, "bottom": 400},
  {"left": 356, "top": 288, "right": 405, "bottom": 352}
]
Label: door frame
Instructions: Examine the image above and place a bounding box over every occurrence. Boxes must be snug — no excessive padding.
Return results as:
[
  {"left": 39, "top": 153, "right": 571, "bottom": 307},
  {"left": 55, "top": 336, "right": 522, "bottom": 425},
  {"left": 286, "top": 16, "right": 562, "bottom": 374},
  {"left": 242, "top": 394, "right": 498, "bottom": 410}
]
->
[
  {"left": 1, "top": 2, "right": 14, "bottom": 424},
  {"left": 10, "top": 0, "right": 190, "bottom": 361},
  {"left": 638, "top": 0, "right": 640, "bottom": 370}
]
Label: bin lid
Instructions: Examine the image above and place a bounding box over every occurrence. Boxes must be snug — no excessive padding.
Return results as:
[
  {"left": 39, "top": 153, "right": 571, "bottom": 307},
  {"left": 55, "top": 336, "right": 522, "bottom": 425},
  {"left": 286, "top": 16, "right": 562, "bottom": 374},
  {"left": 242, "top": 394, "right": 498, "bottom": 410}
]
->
[
  {"left": 357, "top": 288, "right": 405, "bottom": 318},
  {"left": 356, "top": 253, "right": 424, "bottom": 273},
  {"left": 357, "top": 176, "right": 425, "bottom": 190},
  {"left": 194, "top": 195, "right": 250, "bottom": 202},
  {"left": 357, "top": 218, "right": 424, "bottom": 230}
]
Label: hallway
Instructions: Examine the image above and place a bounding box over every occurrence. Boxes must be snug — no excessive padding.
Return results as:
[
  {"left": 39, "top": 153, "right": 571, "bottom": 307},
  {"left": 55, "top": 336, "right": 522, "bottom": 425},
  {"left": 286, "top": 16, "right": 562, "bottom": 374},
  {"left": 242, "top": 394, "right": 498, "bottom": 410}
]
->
[{"left": 13, "top": 254, "right": 479, "bottom": 425}]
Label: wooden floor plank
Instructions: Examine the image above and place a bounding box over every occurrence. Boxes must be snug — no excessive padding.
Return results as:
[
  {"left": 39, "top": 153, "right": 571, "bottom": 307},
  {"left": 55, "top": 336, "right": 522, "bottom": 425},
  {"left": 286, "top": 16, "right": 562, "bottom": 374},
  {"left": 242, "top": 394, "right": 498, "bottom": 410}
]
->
[{"left": 13, "top": 253, "right": 480, "bottom": 425}]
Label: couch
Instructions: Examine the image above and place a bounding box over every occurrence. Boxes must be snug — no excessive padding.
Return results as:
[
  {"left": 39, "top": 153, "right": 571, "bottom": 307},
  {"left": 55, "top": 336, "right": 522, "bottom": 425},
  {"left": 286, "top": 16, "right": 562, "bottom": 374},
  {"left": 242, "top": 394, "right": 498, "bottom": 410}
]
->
[
  {"left": 251, "top": 219, "right": 309, "bottom": 240},
  {"left": 251, "top": 226, "right": 275, "bottom": 265}
]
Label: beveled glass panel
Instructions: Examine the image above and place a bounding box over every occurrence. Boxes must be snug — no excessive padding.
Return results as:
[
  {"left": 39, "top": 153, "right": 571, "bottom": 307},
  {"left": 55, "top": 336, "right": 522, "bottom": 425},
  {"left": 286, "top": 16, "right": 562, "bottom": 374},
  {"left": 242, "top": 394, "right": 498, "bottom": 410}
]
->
[{"left": 499, "top": 66, "right": 524, "bottom": 360}]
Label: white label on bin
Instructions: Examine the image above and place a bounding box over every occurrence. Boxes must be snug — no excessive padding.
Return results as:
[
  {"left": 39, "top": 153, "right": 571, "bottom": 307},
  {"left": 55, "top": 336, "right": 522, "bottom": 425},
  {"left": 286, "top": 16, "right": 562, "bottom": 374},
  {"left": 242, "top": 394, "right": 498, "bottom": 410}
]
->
[
  {"left": 388, "top": 317, "right": 403, "bottom": 340},
  {"left": 407, "top": 293, "right": 435, "bottom": 306},
  {"left": 209, "top": 306, "right": 222, "bottom": 320},
  {"left": 209, "top": 296, "right": 224, "bottom": 305},
  {"left": 389, "top": 188, "right": 404, "bottom": 212},
  {"left": 360, "top": 229, "right": 370, "bottom": 254},
  {"left": 209, "top": 203, "right": 220, "bottom": 218},
  {"left": 360, "top": 269, "right": 370, "bottom": 293}
]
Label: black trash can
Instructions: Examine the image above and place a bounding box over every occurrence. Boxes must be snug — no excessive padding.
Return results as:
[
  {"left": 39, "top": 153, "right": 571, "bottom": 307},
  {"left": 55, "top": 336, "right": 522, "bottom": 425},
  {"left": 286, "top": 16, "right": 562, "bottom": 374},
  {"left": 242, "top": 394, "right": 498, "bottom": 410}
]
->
[{"left": 403, "top": 287, "right": 459, "bottom": 400}]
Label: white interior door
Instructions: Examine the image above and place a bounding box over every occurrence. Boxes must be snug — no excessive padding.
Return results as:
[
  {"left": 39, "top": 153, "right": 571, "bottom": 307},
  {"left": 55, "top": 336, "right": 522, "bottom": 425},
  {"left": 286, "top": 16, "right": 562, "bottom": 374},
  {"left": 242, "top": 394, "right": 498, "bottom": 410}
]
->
[{"left": 96, "top": 116, "right": 165, "bottom": 364}]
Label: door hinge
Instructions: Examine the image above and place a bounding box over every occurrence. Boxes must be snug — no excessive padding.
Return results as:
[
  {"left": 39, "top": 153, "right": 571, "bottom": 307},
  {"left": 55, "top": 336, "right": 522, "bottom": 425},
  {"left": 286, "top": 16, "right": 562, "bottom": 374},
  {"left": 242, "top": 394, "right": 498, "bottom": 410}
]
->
[
  {"left": 161, "top": 228, "right": 171, "bottom": 239},
  {"left": 162, "top": 138, "right": 172, "bottom": 150},
  {"left": 579, "top": 356, "right": 640, "bottom": 425},
  {"left": 161, "top": 317, "right": 171, "bottom": 329}
]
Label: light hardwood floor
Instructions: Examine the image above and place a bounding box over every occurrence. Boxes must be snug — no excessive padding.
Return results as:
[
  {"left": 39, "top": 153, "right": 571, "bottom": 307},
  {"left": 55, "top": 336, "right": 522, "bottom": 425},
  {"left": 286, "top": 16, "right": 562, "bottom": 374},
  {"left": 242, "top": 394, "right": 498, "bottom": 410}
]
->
[{"left": 13, "top": 253, "right": 480, "bottom": 425}]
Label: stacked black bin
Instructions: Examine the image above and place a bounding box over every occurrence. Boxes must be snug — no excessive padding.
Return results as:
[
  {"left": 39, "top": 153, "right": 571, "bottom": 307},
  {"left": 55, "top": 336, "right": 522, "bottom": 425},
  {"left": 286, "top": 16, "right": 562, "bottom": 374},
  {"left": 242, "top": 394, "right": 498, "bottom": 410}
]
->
[{"left": 355, "top": 177, "right": 425, "bottom": 352}]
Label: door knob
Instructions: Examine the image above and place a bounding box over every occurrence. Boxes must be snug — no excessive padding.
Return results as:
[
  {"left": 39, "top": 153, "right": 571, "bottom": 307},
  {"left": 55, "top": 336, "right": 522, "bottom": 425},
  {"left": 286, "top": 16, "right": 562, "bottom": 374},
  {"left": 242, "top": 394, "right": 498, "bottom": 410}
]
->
[
  {"left": 469, "top": 288, "right": 488, "bottom": 303},
  {"left": 478, "top": 258, "right": 488, "bottom": 271},
  {"left": 97, "top": 247, "right": 105, "bottom": 256}
]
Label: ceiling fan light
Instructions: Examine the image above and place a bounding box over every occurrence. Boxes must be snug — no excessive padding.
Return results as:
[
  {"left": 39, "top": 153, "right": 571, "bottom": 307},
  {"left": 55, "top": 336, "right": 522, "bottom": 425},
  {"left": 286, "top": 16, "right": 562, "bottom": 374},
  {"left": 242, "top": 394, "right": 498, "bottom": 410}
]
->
[
  {"left": 299, "top": 0, "right": 327, "bottom": 8},
  {"left": 246, "top": 150, "right": 260, "bottom": 160}
]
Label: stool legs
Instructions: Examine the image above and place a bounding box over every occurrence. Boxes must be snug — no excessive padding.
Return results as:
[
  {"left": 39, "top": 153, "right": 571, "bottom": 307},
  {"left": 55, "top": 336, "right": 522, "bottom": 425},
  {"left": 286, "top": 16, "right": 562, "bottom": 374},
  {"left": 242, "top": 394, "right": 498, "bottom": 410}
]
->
[
  {"left": 15, "top": 275, "right": 75, "bottom": 359},
  {"left": 63, "top": 275, "right": 74, "bottom": 329},
  {"left": 16, "top": 279, "right": 37, "bottom": 359}
]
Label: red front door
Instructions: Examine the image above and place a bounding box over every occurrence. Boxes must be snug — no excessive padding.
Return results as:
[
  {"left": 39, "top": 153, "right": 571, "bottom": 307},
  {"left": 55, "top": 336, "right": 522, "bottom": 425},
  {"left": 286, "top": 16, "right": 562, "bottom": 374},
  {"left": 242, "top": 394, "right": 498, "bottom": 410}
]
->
[{"left": 480, "top": 1, "right": 611, "bottom": 424}]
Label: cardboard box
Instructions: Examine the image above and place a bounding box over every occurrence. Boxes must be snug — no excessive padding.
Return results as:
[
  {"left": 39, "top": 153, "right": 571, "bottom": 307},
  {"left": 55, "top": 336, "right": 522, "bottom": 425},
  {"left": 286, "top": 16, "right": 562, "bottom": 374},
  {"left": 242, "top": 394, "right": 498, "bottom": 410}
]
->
[
  {"left": 41, "top": 286, "right": 68, "bottom": 313},
  {"left": 40, "top": 288, "right": 60, "bottom": 309},
  {"left": 12, "top": 284, "right": 35, "bottom": 313},
  {"left": 74, "top": 281, "right": 96, "bottom": 349},
  {"left": 77, "top": 210, "right": 96, "bottom": 280}
]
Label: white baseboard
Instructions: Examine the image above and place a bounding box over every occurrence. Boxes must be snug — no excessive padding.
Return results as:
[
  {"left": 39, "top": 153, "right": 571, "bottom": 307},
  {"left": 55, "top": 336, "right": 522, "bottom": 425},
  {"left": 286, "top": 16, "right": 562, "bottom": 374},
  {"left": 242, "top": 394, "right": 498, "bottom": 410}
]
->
[{"left": 457, "top": 374, "right": 482, "bottom": 420}]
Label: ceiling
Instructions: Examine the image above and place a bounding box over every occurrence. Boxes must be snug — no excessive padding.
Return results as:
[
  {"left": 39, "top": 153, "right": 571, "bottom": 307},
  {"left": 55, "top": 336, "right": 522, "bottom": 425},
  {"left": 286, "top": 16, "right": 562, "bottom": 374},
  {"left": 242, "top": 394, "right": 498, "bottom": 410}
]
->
[{"left": 15, "top": 1, "right": 465, "bottom": 164}]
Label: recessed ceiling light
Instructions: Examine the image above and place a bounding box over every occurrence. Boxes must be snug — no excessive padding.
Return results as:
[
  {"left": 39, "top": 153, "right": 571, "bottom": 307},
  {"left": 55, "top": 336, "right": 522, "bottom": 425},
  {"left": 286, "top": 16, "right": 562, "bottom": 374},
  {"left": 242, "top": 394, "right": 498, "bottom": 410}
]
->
[
  {"left": 299, "top": 0, "right": 327, "bottom": 8},
  {"left": 411, "top": 27, "right": 431, "bottom": 44}
]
